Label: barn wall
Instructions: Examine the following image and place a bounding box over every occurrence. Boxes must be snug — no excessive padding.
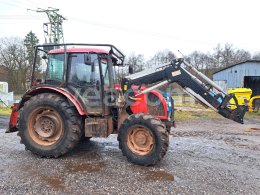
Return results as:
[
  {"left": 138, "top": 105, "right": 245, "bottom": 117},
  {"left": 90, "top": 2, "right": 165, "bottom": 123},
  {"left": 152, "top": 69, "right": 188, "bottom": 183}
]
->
[{"left": 213, "top": 62, "right": 260, "bottom": 91}]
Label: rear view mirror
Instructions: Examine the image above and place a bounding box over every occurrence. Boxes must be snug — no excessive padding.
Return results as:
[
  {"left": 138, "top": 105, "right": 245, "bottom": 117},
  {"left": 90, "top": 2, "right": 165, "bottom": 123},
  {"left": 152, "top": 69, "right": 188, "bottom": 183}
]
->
[
  {"left": 129, "top": 65, "right": 134, "bottom": 74},
  {"left": 42, "top": 55, "right": 47, "bottom": 60},
  {"left": 84, "top": 53, "right": 92, "bottom": 65}
]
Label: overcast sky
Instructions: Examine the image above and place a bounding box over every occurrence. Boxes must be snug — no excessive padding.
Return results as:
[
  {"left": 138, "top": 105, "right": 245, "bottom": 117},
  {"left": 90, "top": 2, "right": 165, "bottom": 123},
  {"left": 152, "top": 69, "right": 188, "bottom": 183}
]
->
[{"left": 0, "top": 0, "right": 260, "bottom": 59}]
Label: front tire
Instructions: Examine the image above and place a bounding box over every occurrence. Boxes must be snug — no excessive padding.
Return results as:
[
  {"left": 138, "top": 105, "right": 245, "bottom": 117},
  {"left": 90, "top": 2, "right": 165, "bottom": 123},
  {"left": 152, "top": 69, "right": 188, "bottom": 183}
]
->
[
  {"left": 118, "top": 113, "right": 169, "bottom": 166},
  {"left": 18, "top": 93, "right": 82, "bottom": 158}
]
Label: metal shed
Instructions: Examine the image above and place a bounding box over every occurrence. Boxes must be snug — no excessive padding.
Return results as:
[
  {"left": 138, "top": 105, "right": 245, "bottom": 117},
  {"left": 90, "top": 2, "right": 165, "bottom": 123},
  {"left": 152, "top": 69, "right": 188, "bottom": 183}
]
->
[{"left": 213, "top": 60, "right": 260, "bottom": 96}]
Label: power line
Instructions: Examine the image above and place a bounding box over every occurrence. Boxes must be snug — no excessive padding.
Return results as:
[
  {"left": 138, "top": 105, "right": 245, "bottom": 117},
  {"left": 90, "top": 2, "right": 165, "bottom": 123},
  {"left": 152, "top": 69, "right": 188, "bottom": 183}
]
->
[
  {"left": 69, "top": 17, "right": 215, "bottom": 46},
  {"left": 69, "top": 17, "right": 182, "bottom": 41},
  {"left": 1, "top": 1, "right": 28, "bottom": 10},
  {"left": 0, "top": 15, "right": 44, "bottom": 20},
  {"left": 14, "top": 0, "right": 38, "bottom": 9},
  {"left": 21, "top": 0, "right": 50, "bottom": 9}
]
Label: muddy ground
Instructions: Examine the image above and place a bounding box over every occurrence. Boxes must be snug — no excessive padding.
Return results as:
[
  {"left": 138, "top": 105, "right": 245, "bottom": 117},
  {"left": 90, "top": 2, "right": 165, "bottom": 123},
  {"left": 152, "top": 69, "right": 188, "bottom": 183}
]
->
[{"left": 0, "top": 115, "right": 259, "bottom": 195}]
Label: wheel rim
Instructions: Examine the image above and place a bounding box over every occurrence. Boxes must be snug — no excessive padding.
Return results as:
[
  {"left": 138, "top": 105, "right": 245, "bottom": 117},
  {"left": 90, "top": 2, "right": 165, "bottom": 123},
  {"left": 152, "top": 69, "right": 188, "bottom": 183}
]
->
[
  {"left": 27, "top": 107, "right": 64, "bottom": 146},
  {"left": 127, "top": 125, "right": 154, "bottom": 156}
]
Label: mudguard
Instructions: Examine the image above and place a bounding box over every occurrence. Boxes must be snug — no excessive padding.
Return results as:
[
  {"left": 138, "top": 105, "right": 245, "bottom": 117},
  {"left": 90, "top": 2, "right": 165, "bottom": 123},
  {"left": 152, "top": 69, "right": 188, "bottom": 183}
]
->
[
  {"left": 6, "top": 86, "right": 87, "bottom": 133},
  {"left": 129, "top": 87, "right": 168, "bottom": 120}
]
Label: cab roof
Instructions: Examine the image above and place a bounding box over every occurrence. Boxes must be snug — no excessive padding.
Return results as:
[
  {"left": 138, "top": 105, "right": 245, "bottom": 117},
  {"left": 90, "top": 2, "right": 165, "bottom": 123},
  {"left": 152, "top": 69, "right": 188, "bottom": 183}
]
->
[{"left": 48, "top": 48, "right": 108, "bottom": 54}]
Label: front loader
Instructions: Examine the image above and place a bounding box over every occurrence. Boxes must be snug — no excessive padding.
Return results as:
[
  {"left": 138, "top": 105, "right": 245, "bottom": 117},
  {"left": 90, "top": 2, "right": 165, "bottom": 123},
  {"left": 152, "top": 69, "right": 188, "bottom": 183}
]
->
[{"left": 6, "top": 43, "right": 247, "bottom": 166}]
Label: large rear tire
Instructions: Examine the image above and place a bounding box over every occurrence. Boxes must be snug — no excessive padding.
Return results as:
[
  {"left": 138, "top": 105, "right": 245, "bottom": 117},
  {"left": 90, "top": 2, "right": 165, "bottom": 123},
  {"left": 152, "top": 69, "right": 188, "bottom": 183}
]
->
[
  {"left": 118, "top": 113, "right": 169, "bottom": 166},
  {"left": 18, "top": 93, "right": 82, "bottom": 158}
]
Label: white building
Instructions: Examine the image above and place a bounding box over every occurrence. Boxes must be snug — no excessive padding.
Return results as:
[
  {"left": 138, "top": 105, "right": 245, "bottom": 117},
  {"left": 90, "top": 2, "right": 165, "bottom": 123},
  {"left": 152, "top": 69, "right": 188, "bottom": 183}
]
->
[{"left": 0, "top": 82, "right": 14, "bottom": 106}]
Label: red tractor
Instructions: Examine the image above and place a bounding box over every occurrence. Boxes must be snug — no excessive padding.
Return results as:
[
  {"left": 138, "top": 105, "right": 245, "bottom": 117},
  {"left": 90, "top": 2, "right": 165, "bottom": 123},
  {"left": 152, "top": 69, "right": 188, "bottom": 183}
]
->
[{"left": 6, "top": 43, "right": 247, "bottom": 166}]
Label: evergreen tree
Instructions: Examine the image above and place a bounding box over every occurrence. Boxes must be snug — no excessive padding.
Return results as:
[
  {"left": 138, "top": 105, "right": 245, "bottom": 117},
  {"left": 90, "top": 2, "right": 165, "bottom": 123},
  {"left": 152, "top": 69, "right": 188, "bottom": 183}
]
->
[{"left": 24, "top": 31, "right": 40, "bottom": 75}]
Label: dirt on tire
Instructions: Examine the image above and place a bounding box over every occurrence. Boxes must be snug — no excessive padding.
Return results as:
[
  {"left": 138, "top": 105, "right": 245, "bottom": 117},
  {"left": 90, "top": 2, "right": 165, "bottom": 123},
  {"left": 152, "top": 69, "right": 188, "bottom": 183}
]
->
[
  {"left": 118, "top": 113, "right": 169, "bottom": 166},
  {"left": 18, "top": 93, "right": 82, "bottom": 158}
]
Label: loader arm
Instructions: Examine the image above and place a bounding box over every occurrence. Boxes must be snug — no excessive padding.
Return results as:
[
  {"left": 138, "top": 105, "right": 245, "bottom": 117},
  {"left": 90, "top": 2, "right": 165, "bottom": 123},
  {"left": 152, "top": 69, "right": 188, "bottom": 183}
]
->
[{"left": 122, "top": 58, "right": 247, "bottom": 124}]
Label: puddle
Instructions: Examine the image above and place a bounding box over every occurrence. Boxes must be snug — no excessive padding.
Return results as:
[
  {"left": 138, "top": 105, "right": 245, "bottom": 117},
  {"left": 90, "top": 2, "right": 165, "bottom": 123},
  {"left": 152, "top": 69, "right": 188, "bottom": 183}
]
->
[
  {"left": 65, "top": 162, "right": 106, "bottom": 173},
  {"left": 173, "top": 131, "right": 208, "bottom": 137},
  {"left": 20, "top": 165, "right": 65, "bottom": 190},
  {"left": 245, "top": 127, "right": 260, "bottom": 132},
  {"left": 41, "top": 176, "right": 64, "bottom": 189},
  {"left": 72, "top": 150, "right": 102, "bottom": 160},
  {"left": 249, "top": 128, "right": 260, "bottom": 131},
  {"left": 145, "top": 170, "right": 174, "bottom": 181}
]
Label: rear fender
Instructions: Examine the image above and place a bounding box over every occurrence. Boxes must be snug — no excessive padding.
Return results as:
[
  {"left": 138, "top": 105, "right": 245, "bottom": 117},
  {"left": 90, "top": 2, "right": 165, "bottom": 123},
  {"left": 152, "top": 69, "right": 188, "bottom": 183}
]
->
[
  {"left": 19, "top": 86, "right": 87, "bottom": 115},
  {"left": 6, "top": 86, "right": 87, "bottom": 133}
]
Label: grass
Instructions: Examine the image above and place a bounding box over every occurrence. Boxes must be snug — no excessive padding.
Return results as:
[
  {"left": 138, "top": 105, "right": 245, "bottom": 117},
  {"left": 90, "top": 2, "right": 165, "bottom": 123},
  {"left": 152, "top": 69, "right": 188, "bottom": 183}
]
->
[
  {"left": 0, "top": 107, "right": 11, "bottom": 116},
  {"left": 175, "top": 102, "right": 206, "bottom": 109},
  {"left": 174, "top": 109, "right": 221, "bottom": 121},
  {"left": 174, "top": 100, "right": 260, "bottom": 121},
  {"left": 245, "top": 111, "right": 260, "bottom": 119}
]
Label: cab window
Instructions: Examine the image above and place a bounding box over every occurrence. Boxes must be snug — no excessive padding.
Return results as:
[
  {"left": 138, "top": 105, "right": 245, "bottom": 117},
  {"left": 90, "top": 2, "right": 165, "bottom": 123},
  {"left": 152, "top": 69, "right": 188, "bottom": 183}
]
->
[
  {"left": 68, "top": 53, "right": 100, "bottom": 86},
  {"left": 46, "top": 54, "right": 64, "bottom": 81},
  {"left": 101, "top": 59, "right": 110, "bottom": 88}
]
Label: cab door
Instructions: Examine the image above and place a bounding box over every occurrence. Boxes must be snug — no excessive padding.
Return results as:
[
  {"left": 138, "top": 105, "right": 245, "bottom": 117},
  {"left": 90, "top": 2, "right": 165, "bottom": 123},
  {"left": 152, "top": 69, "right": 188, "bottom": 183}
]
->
[{"left": 67, "top": 53, "right": 102, "bottom": 114}]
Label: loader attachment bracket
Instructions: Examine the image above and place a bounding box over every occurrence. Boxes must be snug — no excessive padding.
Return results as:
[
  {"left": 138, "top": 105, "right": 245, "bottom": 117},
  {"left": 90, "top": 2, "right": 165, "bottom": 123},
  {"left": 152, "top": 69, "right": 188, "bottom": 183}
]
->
[
  {"left": 218, "top": 105, "right": 248, "bottom": 124},
  {"left": 229, "top": 105, "right": 248, "bottom": 124}
]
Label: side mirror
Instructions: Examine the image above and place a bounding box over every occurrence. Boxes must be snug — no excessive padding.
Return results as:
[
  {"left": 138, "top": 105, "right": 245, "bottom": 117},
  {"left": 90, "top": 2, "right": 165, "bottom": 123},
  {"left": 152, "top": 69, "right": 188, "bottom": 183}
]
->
[
  {"left": 84, "top": 53, "right": 92, "bottom": 65},
  {"left": 42, "top": 55, "right": 47, "bottom": 60},
  {"left": 129, "top": 65, "right": 134, "bottom": 74}
]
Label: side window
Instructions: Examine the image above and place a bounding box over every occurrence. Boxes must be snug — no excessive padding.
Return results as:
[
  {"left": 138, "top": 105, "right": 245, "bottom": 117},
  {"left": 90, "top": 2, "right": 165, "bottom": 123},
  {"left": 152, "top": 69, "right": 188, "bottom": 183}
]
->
[
  {"left": 46, "top": 54, "right": 64, "bottom": 81},
  {"left": 68, "top": 53, "right": 100, "bottom": 86},
  {"left": 101, "top": 59, "right": 109, "bottom": 88}
]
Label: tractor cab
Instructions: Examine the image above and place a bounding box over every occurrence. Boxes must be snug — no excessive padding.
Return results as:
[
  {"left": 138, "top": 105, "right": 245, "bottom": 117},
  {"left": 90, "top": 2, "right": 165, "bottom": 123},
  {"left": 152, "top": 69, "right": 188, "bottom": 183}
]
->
[{"left": 32, "top": 44, "right": 125, "bottom": 115}]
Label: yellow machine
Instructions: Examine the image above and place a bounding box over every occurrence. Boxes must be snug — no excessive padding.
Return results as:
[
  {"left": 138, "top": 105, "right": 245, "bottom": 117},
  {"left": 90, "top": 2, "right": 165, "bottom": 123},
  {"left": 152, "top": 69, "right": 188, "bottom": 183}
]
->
[{"left": 228, "top": 88, "right": 260, "bottom": 112}]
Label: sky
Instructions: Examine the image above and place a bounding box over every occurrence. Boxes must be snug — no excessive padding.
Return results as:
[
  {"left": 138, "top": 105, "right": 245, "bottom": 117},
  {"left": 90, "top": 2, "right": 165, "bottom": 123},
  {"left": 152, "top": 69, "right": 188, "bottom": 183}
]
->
[{"left": 0, "top": 0, "right": 260, "bottom": 59}]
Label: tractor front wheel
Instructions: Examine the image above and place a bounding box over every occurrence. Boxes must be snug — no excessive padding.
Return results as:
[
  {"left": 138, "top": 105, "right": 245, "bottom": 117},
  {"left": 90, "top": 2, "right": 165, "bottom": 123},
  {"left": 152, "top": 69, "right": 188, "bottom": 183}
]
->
[{"left": 118, "top": 113, "right": 169, "bottom": 166}]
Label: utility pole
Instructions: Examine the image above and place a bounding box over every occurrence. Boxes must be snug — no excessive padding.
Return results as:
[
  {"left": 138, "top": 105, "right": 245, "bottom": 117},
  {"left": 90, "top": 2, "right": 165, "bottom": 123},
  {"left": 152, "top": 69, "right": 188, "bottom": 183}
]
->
[{"left": 28, "top": 7, "right": 66, "bottom": 44}]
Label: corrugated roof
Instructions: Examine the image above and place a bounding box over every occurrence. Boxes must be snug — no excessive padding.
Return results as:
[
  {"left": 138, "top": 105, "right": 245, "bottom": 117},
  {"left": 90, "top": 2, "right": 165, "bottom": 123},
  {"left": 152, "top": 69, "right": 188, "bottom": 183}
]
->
[{"left": 213, "top": 60, "right": 260, "bottom": 75}]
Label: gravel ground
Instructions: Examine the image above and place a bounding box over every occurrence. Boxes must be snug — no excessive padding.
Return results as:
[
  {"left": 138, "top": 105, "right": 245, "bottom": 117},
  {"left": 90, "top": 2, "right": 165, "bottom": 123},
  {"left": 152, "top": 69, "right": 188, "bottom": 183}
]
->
[{"left": 0, "top": 115, "right": 259, "bottom": 195}]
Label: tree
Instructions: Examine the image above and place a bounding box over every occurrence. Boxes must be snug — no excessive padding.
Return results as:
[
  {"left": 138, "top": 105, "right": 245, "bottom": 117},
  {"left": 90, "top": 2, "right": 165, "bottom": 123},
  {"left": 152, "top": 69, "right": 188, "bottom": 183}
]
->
[
  {"left": 188, "top": 51, "right": 207, "bottom": 69},
  {"left": 233, "top": 49, "right": 251, "bottom": 64},
  {"left": 146, "top": 50, "right": 176, "bottom": 68},
  {"left": 187, "top": 43, "right": 252, "bottom": 78},
  {"left": 252, "top": 52, "right": 260, "bottom": 60},
  {"left": 24, "top": 31, "right": 40, "bottom": 78},
  {"left": 114, "top": 53, "right": 145, "bottom": 83},
  {"left": 0, "top": 37, "right": 28, "bottom": 92},
  {"left": 187, "top": 51, "right": 215, "bottom": 77},
  {"left": 126, "top": 53, "right": 145, "bottom": 73},
  {"left": 212, "top": 43, "right": 251, "bottom": 68}
]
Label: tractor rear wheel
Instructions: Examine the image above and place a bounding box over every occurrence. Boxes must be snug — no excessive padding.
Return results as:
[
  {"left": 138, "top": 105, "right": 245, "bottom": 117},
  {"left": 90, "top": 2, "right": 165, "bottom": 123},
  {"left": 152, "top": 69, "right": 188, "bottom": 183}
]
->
[
  {"left": 118, "top": 113, "right": 169, "bottom": 166},
  {"left": 18, "top": 93, "right": 82, "bottom": 158}
]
